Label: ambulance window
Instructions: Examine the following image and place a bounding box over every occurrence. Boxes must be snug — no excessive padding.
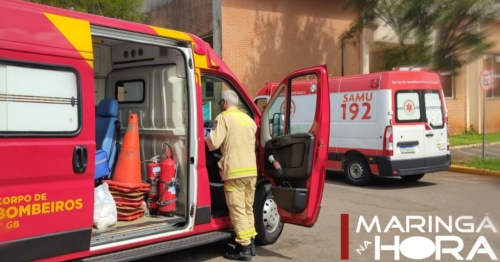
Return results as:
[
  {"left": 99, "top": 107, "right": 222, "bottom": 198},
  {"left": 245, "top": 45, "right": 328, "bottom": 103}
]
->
[
  {"left": 254, "top": 98, "right": 268, "bottom": 112},
  {"left": 267, "top": 90, "right": 285, "bottom": 137},
  {"left": 424, "top": 91, "right": 444, "bottom": 128},
  {"left": 267, "top": 74, "right": 318, "bottom": 136},
  {"left": 0, "top": 62, "right": 80, "bottom": 135},
  {"left": 201, "top": 74, "right": 253, "bottom": 120},
  {"left": 395, "top": 91, "right": 421, "bottom": 122},
  {"left": 289, "top": 76, "right": 317, "bottom": 134},
  {"left": 115, "top": 80, "right": 145, "bottom": 103}
]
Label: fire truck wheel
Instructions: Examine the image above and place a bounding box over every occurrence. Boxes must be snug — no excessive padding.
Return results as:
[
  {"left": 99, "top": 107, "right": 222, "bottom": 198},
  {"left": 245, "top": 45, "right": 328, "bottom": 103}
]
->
[
  {"left": 344, "top": 155, "right": 373, "bottom": 186},
  {"left": 401, "top": 174, "right": 425, "bottom": 181},
  {"left": 253, "top": 182, "right": 284, "bottom": 245}
]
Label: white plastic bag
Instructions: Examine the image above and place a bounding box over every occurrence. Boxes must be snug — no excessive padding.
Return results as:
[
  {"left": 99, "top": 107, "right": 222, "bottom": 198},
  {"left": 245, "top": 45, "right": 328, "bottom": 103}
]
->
[
  {"left": 142, "top": 201, "right": 149, "bottom": 215},
  {"left": 93, "top": 182, "right": 117, "bottom": 230}
]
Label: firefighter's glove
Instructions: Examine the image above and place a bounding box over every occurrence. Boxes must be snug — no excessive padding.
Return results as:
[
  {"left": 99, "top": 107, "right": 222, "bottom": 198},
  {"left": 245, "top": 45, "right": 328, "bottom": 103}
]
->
[{"left": 204, "top": 128, "right": 211, "bottom": 139}]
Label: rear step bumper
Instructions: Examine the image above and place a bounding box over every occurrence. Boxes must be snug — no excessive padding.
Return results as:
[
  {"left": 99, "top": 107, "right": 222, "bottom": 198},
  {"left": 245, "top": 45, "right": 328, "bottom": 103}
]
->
[
  {"left": 377, "top": 155, "right": 451, "bottom": 176},
  {"left": 74, "top": 230, "right": 234, "bottom": 262}
]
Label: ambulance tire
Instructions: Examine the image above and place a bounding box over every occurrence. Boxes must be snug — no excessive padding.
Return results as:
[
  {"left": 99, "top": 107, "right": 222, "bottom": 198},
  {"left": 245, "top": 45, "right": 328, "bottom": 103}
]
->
[
  {"left": 344, "top": 155, "right": 373, "bottom": 186},
  {"left": 401, "top": 174, "right": 425, "bottom": 181},
  {"left": 254, "top": 182, "right": 284, "bottom": 246}
]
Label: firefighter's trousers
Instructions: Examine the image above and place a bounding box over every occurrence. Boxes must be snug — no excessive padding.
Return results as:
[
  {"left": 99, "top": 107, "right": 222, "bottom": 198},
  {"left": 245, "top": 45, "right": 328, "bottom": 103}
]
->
[{"left": 223, "top": 176, "right": 258, "bottom": 246}]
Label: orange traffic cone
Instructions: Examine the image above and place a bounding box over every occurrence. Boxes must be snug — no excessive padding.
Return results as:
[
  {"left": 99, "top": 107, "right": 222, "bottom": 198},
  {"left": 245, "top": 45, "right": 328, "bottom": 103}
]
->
[{"left": 104, "top": 114, "right": 150, "bottom": 192}]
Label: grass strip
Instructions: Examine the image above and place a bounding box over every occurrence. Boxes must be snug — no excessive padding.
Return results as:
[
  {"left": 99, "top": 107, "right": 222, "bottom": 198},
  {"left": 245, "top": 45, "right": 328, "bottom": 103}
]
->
[{"left": 450, "top": 132, "right": 500, "bottom": 147}]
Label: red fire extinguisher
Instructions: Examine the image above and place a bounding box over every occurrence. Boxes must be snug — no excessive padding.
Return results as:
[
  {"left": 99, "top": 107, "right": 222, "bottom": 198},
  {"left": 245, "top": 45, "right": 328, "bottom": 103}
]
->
[
  {"left": 146, "top": 155, "right": 161, "bottom": 214},
  {"left": 157, "top": 143, "right": 178, "bottom": 217}
]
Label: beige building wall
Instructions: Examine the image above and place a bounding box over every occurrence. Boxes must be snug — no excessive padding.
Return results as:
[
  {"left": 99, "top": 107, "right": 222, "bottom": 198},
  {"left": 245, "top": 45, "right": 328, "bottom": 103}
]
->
[{"left": 220, "top": 0, "right": 360, "bottom": 96}]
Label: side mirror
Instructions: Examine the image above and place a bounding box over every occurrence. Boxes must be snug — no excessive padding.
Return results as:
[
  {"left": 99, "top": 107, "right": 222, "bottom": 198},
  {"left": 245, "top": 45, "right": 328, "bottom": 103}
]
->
[{"left": 271, "top": 112, "right": 285, "bottom": 137}]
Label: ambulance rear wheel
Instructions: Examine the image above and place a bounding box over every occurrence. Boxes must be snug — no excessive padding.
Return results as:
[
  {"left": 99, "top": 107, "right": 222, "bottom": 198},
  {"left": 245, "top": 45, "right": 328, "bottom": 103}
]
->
[
  {"left": 344, "top": 155, "right": 373, "bottom": 186},
  {"left": 254, "top": 182, "right": 284, "bottom": 245}
]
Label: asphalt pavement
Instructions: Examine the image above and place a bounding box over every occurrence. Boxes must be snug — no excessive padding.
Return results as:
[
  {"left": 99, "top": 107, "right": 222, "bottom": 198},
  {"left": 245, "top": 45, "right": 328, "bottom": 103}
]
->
[
  {"left": 140, "top": 171, "right": 500, "bottom": 262},
  {"left": 451, "top": 142, "right": 500, "bottom": 160}
]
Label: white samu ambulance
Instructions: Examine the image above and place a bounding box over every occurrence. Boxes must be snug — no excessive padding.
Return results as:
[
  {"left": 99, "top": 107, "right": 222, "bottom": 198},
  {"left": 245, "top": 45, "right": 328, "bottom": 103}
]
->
[{"left": 254, "top": 68, "right": 451, "bottom": 186}]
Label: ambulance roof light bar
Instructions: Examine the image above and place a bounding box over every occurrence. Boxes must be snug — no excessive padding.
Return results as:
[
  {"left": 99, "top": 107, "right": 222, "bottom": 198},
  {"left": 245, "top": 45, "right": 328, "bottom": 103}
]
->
[{"left": 392, "top": 66, "right": 428, "bottom": 71}]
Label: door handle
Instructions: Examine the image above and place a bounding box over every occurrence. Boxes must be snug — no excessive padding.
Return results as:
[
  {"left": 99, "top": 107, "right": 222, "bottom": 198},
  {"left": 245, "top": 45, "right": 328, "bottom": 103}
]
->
[
  {"left": 426, "top": 133, "right": 434, "bottom": 138},
  {"left": 73, "top": 146, "right": 88, "bottom": 174}
]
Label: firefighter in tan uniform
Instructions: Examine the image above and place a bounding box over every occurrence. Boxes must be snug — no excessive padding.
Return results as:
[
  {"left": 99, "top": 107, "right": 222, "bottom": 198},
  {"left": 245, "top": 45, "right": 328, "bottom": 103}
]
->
[{"left": 205, "top": 90, "right": 258, "bottom": 261}]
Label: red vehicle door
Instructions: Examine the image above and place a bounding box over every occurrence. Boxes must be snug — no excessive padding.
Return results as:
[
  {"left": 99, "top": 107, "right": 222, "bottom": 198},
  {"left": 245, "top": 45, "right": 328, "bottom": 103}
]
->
[
  {"left": 0, "top": 5, "right": 95, "bottom": 261},
  {"left": 258, "top": 65, "right": 330, "bottom": 227}
]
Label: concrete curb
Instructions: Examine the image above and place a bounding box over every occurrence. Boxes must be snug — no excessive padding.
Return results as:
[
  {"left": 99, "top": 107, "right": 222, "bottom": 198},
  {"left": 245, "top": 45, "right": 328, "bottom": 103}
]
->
[
  {"left": 449, "top": 165, "right": 500, "bottom": 178},
  {"left": 451, "top": 141, "right": 500, "bottom": 149}
]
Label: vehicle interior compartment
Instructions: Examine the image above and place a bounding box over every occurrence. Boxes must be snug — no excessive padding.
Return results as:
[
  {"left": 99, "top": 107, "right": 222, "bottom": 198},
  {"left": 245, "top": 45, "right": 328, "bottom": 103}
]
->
[
  {"left": 90, "top": 30, "right": 238, "bottom": 245},
  {"left": 91, "top": 35, "right": 192, "bottom": 246}
]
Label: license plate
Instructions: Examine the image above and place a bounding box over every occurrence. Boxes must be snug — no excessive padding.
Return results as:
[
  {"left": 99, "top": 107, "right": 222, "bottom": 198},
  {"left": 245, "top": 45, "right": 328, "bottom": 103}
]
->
[{"left": 400, "top": 146, "right": 415, "bottom": 153}]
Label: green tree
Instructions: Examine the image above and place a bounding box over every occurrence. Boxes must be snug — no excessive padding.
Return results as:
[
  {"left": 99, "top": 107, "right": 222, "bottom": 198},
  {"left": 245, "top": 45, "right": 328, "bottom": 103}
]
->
[
  {"left": 341, "top": 0, "right": 500, "bottom": 73},
  {"left": 26, "top": 0, "right": 146, "bottom": 23}
]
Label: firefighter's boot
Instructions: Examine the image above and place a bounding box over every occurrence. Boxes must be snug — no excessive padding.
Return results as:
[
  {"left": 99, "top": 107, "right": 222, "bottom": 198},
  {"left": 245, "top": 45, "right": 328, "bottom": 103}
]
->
[
  {"left": 250, "top": 238, "right": 256, "bottom": 256},
  {"left": 223, "top": 243, "right": 252, "bottom": 261}
]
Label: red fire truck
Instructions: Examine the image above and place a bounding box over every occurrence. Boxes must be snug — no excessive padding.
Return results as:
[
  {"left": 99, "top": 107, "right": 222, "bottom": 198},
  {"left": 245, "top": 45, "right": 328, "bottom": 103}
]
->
[{"left": 0, "top": 0, "right": 331, "bottom": 261}]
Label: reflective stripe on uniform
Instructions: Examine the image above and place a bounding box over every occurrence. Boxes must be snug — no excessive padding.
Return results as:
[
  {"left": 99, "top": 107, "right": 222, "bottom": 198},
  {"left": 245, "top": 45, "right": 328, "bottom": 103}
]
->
[
  {"left": 236, "top": 228, "right": 257, "bottom": 239},
  {"left": 227, "top": 167, "right": 257, "bottom": 177},
  {"left": 224, "top": 185, "right": 235, "bottom": 192},
  {"left": 222, "top": 108, "right": 240, "bottom": 115},
  {"left": 236, "top": 118, "right": 253, "bottom": 126},
  {"left": 223, "top": 109, "right": 253, "bottom": 126}
]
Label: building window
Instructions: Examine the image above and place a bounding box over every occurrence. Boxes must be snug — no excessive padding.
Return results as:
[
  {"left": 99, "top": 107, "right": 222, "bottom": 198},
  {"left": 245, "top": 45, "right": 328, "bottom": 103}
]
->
[
  {"left": 484, "top": 54, "right": 500, "bottom": 98},
  {"left": 201, "top": 35, "right": 213, "bottom": 48},
  {"left": 204, "top": 82, "right": 214, "bottom": 97},
  {"left": 440, "top": 73, "right": 454, "bottom": 98}
]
